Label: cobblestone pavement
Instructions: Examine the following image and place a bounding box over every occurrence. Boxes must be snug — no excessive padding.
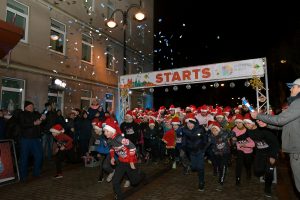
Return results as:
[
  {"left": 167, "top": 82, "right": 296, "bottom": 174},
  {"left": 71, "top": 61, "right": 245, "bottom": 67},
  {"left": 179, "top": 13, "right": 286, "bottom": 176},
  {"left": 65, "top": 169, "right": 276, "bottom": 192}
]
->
[
  {"left": 128, "top": 164, "right": 276, "bottom": 200},
  {"left": 0, "top": 159, "right": 298, "bottom": 200}
]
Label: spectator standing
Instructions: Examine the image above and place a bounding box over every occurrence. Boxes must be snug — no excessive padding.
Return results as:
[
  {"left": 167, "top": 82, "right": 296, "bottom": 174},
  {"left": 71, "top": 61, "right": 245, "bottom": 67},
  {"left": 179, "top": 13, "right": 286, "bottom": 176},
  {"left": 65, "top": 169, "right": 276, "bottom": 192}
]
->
[
  {"left": 251, "top": 78, "right": 300, "bottom": 192},
  {"left": 77, "top": 110, "right": 92, "bottom": 156},
  {"left": 19, "top": 101, "right": 45, "bottom": 181}
]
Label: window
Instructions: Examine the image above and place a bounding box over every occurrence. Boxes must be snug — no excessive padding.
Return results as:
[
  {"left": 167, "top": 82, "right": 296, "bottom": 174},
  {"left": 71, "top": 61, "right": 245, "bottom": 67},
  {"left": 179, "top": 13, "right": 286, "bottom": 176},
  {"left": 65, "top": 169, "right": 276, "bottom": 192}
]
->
[
  {"left": 6, "top": 0, "right": 29, "bottom": 43},
  {"left": 83, "top": 0, "right": 94, "bottom": 13},
  {"left": 1, "top": 77, "right": 25, "bottom": 113},
  {"left": 48, "top": 88, "right": 64, "bottom": 113},
  {"left": 105, "top": 93, "right": 114, "bottom": 112},
  {"left": 50, "top": 19, "right": 66, "bottom": 54},
  {"left": 82, "top": 34, "right": 93, "bottom": 63},
  {"left": 80, "top": 90, "right": 92, "bottom": 111},
  {"left": 106, "top": 46, "right": 115, "bottom": 70}
]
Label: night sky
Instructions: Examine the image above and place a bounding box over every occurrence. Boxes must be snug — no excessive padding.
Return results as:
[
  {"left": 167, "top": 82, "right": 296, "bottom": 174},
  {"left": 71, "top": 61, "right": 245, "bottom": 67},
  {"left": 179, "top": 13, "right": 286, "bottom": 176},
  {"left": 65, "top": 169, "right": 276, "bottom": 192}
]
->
[{"left": 152, "top": 1, "right": 300, "bottom": 110}]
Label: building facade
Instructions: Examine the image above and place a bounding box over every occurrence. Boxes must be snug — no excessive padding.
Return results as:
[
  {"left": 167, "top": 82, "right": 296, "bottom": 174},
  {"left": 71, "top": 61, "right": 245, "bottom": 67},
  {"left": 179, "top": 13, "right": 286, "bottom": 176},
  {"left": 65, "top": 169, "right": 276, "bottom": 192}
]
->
[{"left": 0, "top": 0, "right": 153, "bottom": 117}]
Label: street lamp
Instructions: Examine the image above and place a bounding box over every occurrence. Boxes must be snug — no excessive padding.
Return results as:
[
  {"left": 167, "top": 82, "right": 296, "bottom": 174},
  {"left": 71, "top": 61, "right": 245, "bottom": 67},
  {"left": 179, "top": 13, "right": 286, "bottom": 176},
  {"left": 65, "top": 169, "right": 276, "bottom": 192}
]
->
[{"left": 106, "top": 0, "right": 145, "bottom": 75}]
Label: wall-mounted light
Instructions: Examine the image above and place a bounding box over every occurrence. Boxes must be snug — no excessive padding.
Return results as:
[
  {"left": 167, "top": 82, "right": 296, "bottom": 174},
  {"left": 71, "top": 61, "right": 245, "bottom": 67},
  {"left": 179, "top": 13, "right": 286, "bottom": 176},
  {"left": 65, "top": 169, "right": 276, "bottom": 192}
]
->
[
  {"left": 54, "top": 78, "right": 66, "bottom": 88},
  {"left": 50, "top": 34, "right": 59, "bottom": 41}
]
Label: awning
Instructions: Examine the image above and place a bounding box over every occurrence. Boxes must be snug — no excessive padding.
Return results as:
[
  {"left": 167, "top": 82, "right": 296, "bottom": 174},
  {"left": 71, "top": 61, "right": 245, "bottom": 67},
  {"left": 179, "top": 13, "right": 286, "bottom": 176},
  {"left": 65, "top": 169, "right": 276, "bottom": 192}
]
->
[{"left": 0, "top": 19, "right": 24, "bottom": 59}]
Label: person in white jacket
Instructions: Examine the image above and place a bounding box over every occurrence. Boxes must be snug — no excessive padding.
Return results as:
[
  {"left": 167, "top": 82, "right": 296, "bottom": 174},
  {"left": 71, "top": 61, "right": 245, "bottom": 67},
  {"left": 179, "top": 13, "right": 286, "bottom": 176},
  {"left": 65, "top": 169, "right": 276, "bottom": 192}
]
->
[{"left": 251, "top": 78, "right": 300, "bottom": 193}]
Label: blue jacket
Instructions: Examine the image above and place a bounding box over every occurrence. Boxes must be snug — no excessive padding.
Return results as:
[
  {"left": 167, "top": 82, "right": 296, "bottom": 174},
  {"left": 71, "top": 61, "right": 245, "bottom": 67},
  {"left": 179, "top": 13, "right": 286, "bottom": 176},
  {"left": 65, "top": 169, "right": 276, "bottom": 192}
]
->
[{"left": 182, "top": 124, "right": 207, "bottom": 154}]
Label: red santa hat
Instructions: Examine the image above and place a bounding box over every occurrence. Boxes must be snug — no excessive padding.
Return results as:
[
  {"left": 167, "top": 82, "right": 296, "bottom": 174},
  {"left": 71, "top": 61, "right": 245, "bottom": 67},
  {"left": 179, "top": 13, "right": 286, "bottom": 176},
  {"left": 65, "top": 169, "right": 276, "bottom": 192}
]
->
[
  {"left": 185, "top": 106, "right": 191, "bottom": 111},
  {"left": 103, "top": 119, "right": 117, "bottom": 134},
  {"left": 185, "top": 113, "right": 196, "bottom": 123},
  {"left": 171, "top": 116, "right": 181, "bottom": 125},
  {"left": 234, "top": 107, "right": 240, "bottom": 114},
  {"left": 210, "top": 108, "right": 217, "bottom": 115},
  {"left": 243, "top": 113, "right": 255, "bottom": 124},
  {"left": 125, "top": 110, "right": 133, "bottom": 118},
  {"left": 149, "top": 119, "right": 155, "bottom": 126},
  {"left": 200, "top": 104, "right": 208, "bottom": 112},
  {"left": 94, "top": 121, "right": 103, "bottom": 131},
  {"left": 235, "top": 114, "right": 244, "bottom": 123},
  {"left": 211, "top": 121, "right": 221, "bottom": 132},
  {"left": 50, "top": 124, "right": 64, "bottom": 134},
  {"left": 215, "top": 110, "right": 224, "bottom": 118},
  {"left": 169, "top": 104, "right": 175, "bottom": 111},
  {"left": 159, "top": 106, "right": 166, "bottom": 111},
  {"left": 223, "top": 106, "right": 231, "bottom": 114},
  {"left": 190, "top": 105, "right": 196, "bottom": 112},
  {"left": 207, "top": 120, "right": 215, "bottom": 129},
  {"left": 92, "top": 118, "right": 100, "bottom": 126}
]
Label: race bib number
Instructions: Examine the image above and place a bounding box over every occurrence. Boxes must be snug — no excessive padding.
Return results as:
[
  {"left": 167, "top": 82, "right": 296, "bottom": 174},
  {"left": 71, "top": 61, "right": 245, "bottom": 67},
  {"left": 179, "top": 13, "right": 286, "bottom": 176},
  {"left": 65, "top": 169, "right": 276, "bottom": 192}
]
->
[
  {"left": 126, "top": 128, "right": 135, "bottom": 135},
  {"left": 95, "top": 139, "right": 100, "bottom": 145},
  {"left": 217, "top": 142, "right": 225, "bottom": 150},
  {"left": 176, "top": 137, "right": 182, "bottom": 143}
]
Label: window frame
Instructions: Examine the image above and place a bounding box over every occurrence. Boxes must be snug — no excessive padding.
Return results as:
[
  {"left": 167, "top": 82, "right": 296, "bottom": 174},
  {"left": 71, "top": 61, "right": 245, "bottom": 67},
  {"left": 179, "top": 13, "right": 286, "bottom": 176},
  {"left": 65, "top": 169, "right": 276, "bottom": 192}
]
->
[
  {"left": 48, "top": 91, "right": 64, "bottom": 114},
  {"left": 6, "top": 0, "right": 29, "bottom": 43},
  {"left": 105, "top": 93, "right": 114, "bottom": 112},
  {"left": 1, "top": 77, "right": 25, "bottom": 111},
  {"left": 80, "top": 89, "right": 92, "bottom": 110},
  {"left": 50, "top": 18, "right": 66, "bottom": 55},
  {"left": 106, "top": 46, "right": 115, "bottom": 71},
  {"left": 81, "top": 33, "right": 93, "bottom": 64}
]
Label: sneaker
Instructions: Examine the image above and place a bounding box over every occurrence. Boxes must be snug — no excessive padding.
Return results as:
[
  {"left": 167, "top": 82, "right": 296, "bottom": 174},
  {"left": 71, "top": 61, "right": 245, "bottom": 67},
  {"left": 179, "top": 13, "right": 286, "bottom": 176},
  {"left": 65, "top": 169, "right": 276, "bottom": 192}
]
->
[
  {"left": 216, "top": 184, "right": 223, "bottom": 191},
  {"left": 54, "top": 174, "right": 63, "bottom": 179},
  {"left": 236, "top": 177, "right": 241, "bottom": 186},
  {"left": 106, "top": 170, "right": 115, "bottom": 182},
  {"left": 123, "top": 180, "right": 130, "bottom": 188},
  {"left": 198, "top": 184, "right": 205, "bottom": 192},
  {"left": 184, "top": 166, "right": 191, "bottom": 175},
  {"left": 172, "top": 162, "right": 177, "bottom": 169},
  {"left": 264, "top": 187, "right": 272, "bottom": 198},
  {"left": 98, "top": 176, "right": 104, "bottom": 183}
]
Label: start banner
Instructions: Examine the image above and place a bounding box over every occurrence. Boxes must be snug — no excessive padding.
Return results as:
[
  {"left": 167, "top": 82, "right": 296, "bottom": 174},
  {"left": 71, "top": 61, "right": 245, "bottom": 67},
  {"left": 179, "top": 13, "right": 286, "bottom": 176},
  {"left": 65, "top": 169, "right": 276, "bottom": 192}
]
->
[{"left": 119, "top": 58, "right": 265, "bottom": 89}]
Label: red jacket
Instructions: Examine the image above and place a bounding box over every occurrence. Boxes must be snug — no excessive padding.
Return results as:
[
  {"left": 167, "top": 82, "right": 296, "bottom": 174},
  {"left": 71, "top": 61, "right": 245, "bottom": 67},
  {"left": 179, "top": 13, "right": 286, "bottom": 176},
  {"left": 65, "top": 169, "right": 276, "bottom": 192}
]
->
[
  {"left": 162, "top": 129, "right": 176, "bottom": 149},
  {"left": 54, "top": 133, "right": 73, "bottom": 150}
]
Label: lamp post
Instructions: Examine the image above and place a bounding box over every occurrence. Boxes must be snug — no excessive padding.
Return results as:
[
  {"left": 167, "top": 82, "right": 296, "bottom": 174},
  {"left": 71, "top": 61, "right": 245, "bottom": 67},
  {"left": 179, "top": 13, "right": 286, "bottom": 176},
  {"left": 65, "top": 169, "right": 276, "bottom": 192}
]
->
[{"left": 106, "top": 0, "right": 145, "bottom": 75}]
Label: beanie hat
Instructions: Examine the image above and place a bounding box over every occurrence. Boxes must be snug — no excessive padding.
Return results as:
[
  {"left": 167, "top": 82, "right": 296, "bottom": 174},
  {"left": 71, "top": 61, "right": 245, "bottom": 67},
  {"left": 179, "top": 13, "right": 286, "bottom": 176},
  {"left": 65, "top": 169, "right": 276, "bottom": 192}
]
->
[
  {"left": 50, "top": 124, "right": 64, "bottom": 134},
  {"left": 211, "top": 121, "right": 221, "bottom": 132},
  {"left": 243, "top": 113, "right": 255, "bottom": 124},
  {"left": 103, "top": 119, "right": 117, "bottom": 134},
  {"left": 235, "top": 114, "right": 244, "bottom": 123},
  {"left": 171, "top": 116, "right": 180, "bottom": 125},
  {"left": 149, "top": 119, "right": 155, "bottom": 126},
  {"left": 24, "top": 100, "right": 33, "bottom": 109}
]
